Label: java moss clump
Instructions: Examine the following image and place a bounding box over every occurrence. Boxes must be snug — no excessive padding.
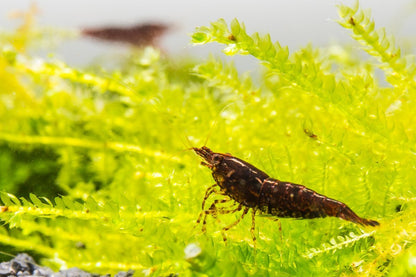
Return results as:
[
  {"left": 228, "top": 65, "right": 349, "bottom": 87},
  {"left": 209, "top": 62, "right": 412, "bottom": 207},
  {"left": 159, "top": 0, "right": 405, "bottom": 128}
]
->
[{"left": 1, "top": 2, "right": 416, "bottom": 276}]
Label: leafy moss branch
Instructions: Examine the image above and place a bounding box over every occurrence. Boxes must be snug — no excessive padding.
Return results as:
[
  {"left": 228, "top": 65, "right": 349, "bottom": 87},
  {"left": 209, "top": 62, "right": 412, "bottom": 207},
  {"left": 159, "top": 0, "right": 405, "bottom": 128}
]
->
[
  {"left": 192, "top": 19, "right": 333, "bottom": 98},
  {"left": 2, "top": 46, "right": 138, "bottom": 101},
  {"left": 193, "top": 57, "right": 259, "bottom": 101},
  {"left": 304, "top": 230, "right": 376, "bottom": 258},
  {"left": 191, "top": 18, "right": 416, "bottom": 162},
  {"left": 0, "top": 232, "right": 56, "bottom": 257},
  {"left": 0, "top": 132, "right": 179, "bottom": 162},
  {"left": 0, "top": 192, "right": 173, "bottom": 230},
  {"left": 338, "top": 2, "right": 416, "bottom": 92}
]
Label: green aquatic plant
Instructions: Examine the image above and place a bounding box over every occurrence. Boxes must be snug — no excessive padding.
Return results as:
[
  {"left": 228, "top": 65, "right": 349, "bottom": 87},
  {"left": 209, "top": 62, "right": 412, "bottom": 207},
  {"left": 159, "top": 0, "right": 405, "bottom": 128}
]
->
[{"left": 0, "top": 2, "right": 416, "bottom": 276}]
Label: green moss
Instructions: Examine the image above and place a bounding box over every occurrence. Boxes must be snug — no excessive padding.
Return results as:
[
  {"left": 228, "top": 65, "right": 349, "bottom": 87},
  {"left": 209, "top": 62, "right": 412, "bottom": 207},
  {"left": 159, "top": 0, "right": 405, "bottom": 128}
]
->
[{"left": 0, "top": 2, "right": 415, "bottom": 276}]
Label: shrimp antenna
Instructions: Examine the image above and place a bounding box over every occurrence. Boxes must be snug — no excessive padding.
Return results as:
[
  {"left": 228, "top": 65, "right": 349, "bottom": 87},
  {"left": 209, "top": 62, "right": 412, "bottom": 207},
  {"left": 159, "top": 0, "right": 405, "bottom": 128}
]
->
[{"left": 202, "top": 102, "right": 235, "bottom": 147}]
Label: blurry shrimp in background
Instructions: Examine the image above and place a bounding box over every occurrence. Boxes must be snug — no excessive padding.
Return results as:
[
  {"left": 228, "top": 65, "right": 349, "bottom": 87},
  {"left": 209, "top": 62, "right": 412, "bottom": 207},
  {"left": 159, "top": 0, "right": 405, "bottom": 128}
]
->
[{"left": 82, "top": 23, "right": 171, "bottom": 48}]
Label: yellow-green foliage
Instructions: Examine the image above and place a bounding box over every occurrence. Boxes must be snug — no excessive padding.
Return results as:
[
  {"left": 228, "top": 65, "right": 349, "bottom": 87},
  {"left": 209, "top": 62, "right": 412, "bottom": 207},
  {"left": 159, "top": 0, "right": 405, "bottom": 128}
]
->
[{"left": 0, "top": 2, "right": 415, "bottom": 276}]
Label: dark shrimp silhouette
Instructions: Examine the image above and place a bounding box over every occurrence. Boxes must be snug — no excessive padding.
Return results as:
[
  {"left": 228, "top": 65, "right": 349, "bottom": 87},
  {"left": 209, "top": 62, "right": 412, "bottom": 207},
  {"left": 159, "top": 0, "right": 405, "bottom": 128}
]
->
[
  {"left": 82, "top": 23, "right": 169, "bottom": 48},
  {"left": 194, "top": 146, "right": 379, "bottom": 244}
]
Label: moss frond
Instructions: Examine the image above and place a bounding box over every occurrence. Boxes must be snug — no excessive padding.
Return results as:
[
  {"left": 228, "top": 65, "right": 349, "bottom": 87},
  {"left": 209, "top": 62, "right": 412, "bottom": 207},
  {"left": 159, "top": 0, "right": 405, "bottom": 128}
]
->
[
  {"left": 0, "top": 133, "right": 178, "bottom": 162},
  {"left": 304, "top": 230, "right": 376, "bottom": 259},
  {"left": 337, "top": 2, "right": 416, "bottom": 92},
  {"left": 193, "top": 57, "right": 259, "bottom": 99}
]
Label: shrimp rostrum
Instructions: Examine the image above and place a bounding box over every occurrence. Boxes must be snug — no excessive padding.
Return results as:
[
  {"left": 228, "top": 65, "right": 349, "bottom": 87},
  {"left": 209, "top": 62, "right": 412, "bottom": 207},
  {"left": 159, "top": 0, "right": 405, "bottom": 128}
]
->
[{"left": 193, "top": 146, "right": 379, "bottom": 243}]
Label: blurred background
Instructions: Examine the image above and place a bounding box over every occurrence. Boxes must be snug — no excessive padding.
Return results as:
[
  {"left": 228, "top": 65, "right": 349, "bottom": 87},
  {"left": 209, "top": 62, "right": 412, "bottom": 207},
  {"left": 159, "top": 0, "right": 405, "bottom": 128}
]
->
[{"left": 0, "top": 0, "right": 415, "bottom": 67}]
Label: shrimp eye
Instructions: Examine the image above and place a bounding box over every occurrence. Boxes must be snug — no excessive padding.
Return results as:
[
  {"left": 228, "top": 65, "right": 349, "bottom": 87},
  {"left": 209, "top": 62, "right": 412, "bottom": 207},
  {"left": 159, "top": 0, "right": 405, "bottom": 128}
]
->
[{"left": 212, "top": 154, "right": 222, "bottom": 164}]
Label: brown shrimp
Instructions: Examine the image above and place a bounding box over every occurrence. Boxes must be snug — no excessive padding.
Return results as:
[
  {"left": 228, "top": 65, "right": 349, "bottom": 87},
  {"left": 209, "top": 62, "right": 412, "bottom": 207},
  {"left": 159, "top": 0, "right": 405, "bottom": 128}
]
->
[{"left": 193, "top": 146, "right": 379, "bottom": 243}]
